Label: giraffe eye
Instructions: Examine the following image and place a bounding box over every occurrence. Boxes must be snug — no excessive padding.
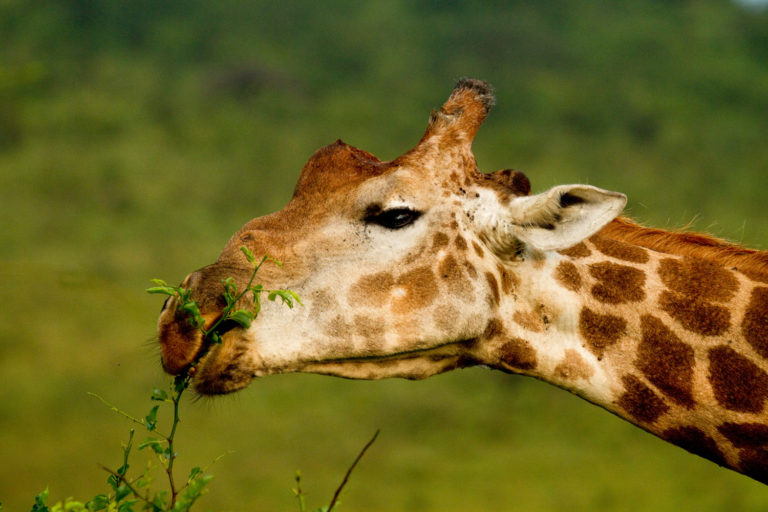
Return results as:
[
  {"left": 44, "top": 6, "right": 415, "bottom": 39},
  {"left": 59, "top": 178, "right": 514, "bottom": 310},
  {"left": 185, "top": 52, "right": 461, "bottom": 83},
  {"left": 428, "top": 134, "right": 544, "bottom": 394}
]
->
[{"left": 365, "top": 207, "right": 422, "bottom": 230}]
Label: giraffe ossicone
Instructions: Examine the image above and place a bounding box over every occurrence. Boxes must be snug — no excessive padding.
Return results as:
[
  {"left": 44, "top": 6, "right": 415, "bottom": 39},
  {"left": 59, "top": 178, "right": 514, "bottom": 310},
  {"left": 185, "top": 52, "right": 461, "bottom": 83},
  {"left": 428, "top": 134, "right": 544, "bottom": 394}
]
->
[{"left": 157, "top": 78, "right": 768, "bottom": 485}]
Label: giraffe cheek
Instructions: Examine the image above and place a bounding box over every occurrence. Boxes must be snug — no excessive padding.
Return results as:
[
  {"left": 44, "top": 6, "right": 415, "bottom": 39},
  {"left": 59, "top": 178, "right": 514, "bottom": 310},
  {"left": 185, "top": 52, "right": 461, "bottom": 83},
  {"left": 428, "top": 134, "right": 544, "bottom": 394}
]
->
[{"left": 390, "top": 266, "right": 439, "bottom": 314}]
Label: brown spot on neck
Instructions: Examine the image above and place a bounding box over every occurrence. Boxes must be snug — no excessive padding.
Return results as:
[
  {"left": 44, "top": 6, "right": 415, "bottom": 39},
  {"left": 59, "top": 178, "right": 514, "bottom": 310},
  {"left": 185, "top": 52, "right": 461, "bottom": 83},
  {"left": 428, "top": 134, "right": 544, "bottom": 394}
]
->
[
  {"left": 718, "top": 422, "right": 768, "bottom": 448},
  {"left": 618, "top": 375, "right": 669, "bottom": 424},
  {"left": 558, "top": 242, "right": 592, "bottom": 259},
  {"left": 662, "top": 426, "right": 726, "bottom": 466},
  {"left": 743, "top": 287, "right": 768, "bottom": 359},
  {"left": 498, "top": 338, "right": 538, "bottom": 371},
  {"left": 579, "top": 308, "right": 626, "bottom": 358},
  {"left": 658, "top": 257, "right": 739, "bottom": 302},
  {"left": 554, "top": 260, "right": 582, "bottom": 292},
  {"left": 588, "top": 262, "right": 646, "bottom": 304},
  {"left": 636, "top": 315, "right": 695, "bottom": 408},
  {"left": 708, "top": 346, "right": 768, "bottom": 413},
  {"left": 554, "top": 349, "right": 594, "bottom": 382},
  {"left": 659, "top": 291, "right": 730, "bottom": 336},
  {"left": 591, "top": 235, "right": 650, "bottom": 263},
  {"left": 739, "top": 449, "right": 768, "bottom": 484}
]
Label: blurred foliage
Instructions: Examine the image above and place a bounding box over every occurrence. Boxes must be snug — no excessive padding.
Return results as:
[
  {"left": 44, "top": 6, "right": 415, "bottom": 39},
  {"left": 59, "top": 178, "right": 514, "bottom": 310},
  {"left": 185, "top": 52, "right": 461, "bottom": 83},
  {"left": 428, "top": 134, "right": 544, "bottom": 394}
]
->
[{"left": 1, "top": 0, "right": 768, "bottom": 511}]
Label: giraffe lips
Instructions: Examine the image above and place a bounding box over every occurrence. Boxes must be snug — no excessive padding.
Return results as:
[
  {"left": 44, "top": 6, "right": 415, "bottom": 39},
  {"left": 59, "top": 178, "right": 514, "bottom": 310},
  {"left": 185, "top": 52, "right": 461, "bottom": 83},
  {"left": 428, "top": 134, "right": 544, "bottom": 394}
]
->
[
  {"left": 159, "top": 312, "right": 224, "bottom": 376},
  {"left": 160, "top": 328, "right": 205, "bottom": 375}
]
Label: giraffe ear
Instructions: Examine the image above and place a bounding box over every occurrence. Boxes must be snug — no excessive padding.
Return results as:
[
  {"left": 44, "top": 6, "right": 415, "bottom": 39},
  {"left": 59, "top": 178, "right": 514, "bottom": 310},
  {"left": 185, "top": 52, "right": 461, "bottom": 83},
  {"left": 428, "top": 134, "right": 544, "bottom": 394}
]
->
[{"left": 489, "top": 184, "right": 627, "bottom": 253}]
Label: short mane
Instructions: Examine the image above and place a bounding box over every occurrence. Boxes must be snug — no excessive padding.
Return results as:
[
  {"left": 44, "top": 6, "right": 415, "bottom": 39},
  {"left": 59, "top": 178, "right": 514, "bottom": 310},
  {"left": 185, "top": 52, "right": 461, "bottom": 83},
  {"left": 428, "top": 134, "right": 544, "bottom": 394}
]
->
[{"left": 600, "top": 217, "right": 768, "bottom": 282}]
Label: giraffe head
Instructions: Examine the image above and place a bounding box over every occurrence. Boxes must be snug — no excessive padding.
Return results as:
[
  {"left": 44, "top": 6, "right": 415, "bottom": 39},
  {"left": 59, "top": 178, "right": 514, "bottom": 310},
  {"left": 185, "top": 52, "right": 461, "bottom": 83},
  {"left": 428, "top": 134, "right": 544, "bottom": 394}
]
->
[{"left": 157, "top": 79, "right": 627, "bottom": 395}]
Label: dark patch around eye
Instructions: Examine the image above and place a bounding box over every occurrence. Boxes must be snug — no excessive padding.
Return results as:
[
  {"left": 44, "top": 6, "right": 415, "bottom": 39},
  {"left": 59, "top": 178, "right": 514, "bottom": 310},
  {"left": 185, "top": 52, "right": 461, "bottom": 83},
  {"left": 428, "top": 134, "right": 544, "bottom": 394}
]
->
[{"left": 365, "top": 207, "right": 422, "bottom": 230}]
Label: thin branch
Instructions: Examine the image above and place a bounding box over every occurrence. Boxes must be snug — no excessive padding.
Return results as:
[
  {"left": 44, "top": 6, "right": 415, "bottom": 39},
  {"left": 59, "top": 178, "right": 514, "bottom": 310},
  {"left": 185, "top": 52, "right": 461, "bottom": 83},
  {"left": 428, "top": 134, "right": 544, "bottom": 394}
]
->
[
  {"left": 98, "top": 464, "right": 155, "bottom": 508},
  {"left": 326, "top": 430, "right": 380, "bottom": 512},
  {"left": 88, "top": 392, "right": 170, "bottom": 439},
  {"left": 166, "top": 384, "right": 186, "bottom": 507}
]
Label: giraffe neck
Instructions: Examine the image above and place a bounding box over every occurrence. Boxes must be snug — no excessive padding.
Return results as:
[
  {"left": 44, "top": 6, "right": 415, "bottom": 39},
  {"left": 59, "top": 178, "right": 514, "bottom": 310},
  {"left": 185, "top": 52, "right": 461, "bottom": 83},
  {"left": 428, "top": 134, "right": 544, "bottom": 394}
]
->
[{"left": 481, "top": 222, "right": 768, "bottom": 484}]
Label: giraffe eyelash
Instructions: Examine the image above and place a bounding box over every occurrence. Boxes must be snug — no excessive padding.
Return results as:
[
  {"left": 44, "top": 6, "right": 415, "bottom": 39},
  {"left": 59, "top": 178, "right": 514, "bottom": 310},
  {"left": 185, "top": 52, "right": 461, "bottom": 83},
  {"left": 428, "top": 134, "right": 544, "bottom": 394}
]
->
[{"left": 364, "top": 207, "right": 423, "bottom": 230}]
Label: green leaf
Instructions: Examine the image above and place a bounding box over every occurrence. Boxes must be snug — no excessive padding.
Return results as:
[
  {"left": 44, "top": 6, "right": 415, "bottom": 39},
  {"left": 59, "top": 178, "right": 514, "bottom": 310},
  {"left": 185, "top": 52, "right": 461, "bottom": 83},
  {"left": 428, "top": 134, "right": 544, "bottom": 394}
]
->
[
  {"left": 152, "top": 491, "right": 168, "bottom": 509},
  {"left": 268, "top": 289, "right": 296, "bottom": 308},
  {"left": 221, "top": 277, "right": 238, "bottom": 304},
  {"left": 228, "top": 309, "right": 254, "bottom": 328},
  {"left": 174, "top": 374, "right": 190, "bottom": 394},
  {"left": 138, "top": 437, "right": 166, "bottom": 455},
  {"left": 150, "top": 388, "right": 168, "bottom": 401},
  {"left": 180, "top": 301, "right": 201, "bottom": 316},
  {"left": 63, "top": 499, "right": 85, "bottom": 511},
  {"left": 288, "top": 289, "right": 303, "bottom": 306},
  {"left": 107, "top": 474, "right": 119, "bottom": 492},
  {"left": 145, "top": 286, "right": 176, "bottom": 296},
  {"left": 188, "top": 467, "right": 202, "bottom": 481},
  {"left": 114, "top": 484, "right": 131, "bottom": 502},
  {"left": 84, "top": 494, "right": 109, "bottom": 511},
  {"left": 31, "top": 488, "right": 50, "bottom": 512},
  {"left": 117, "top": 500, "right": 138, "bottom": 512},
  {"left": 240, "top": 245, "right": 256, "bottom": 263},
  {"left": 173, "top": 474, "right": 214, "bottom": 510},
  {"left": 253, "top": 291, "right": 262, "bottom": 315},
  {"left": 145, "top": 405, "right": 159, "bottom": 432}
]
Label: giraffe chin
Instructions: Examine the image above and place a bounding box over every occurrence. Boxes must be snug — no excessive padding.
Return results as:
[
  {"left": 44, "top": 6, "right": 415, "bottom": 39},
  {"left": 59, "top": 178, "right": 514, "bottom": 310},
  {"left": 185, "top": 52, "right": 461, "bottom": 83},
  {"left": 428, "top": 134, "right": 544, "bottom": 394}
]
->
[
  {"left": 298, "top": 349, "right": 476, "bottom": 381},
  {"left": 191, "top": 327, "right": 262, "bottom": 395}
]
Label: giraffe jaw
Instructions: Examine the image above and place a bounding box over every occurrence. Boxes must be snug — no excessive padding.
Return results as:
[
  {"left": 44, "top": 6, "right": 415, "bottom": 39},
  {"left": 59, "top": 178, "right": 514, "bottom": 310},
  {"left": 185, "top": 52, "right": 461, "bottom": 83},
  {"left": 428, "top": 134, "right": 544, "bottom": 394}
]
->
[
  {"left": 191, "top": 332, "right": 479, "bottom": 395},
  {"left": 295, "top": 340, "right": 478, "bottom": 381}
]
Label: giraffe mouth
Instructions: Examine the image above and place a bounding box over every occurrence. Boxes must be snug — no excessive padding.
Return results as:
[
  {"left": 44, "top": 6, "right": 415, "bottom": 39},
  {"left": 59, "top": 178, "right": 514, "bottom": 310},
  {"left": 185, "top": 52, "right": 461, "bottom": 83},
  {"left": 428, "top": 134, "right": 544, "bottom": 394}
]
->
[{"left": 159, "top": 309, "right": 226, "bottom": 376}]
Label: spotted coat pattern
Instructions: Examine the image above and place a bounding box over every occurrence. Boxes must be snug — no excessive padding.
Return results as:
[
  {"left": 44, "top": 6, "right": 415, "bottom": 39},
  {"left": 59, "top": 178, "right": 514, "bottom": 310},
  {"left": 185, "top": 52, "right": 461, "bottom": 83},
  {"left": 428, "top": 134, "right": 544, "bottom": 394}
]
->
[
  {"left": 548, "top": 234, "right": 768, "bottom": 482},
  {"left": 156, "top": 78, "right": 768, "bottom": 487}
]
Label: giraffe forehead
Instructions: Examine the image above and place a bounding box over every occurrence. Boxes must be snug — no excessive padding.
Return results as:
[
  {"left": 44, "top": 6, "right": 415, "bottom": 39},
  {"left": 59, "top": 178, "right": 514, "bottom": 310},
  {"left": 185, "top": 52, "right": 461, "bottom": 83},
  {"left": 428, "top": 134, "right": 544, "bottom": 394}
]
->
[{"left": 292, "top": 138, "right": 487, "bottom": 204}]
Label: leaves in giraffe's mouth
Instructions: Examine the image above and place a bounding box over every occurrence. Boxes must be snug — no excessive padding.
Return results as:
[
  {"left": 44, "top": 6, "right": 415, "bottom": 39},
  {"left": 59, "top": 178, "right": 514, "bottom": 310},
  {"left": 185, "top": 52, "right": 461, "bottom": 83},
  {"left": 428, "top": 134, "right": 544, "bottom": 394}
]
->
[{"left": 151, "top": 246, "right": 302, "bottom": 377}]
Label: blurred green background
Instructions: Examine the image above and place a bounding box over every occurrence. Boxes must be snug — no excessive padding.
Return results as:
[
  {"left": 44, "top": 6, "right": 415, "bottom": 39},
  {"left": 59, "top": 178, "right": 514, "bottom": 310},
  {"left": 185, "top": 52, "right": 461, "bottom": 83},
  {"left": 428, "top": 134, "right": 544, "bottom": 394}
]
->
[{"left": 2, "top": 0, "right": 768, "bottom": 510}]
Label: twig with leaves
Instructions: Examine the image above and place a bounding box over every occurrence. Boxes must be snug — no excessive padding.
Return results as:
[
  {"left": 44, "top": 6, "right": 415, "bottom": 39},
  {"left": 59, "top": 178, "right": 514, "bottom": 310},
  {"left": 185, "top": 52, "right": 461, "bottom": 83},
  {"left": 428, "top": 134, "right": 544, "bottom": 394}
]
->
[{"left": 31, "top": 246, "right": 376, "bottom": 512}]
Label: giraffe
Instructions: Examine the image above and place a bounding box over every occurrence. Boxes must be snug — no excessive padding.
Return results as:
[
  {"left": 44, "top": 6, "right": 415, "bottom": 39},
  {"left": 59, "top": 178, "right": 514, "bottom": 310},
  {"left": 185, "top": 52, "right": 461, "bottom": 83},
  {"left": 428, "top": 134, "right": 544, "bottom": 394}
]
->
[{"left": 156, "top": 78, "right": 768, "bottom": 485}]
